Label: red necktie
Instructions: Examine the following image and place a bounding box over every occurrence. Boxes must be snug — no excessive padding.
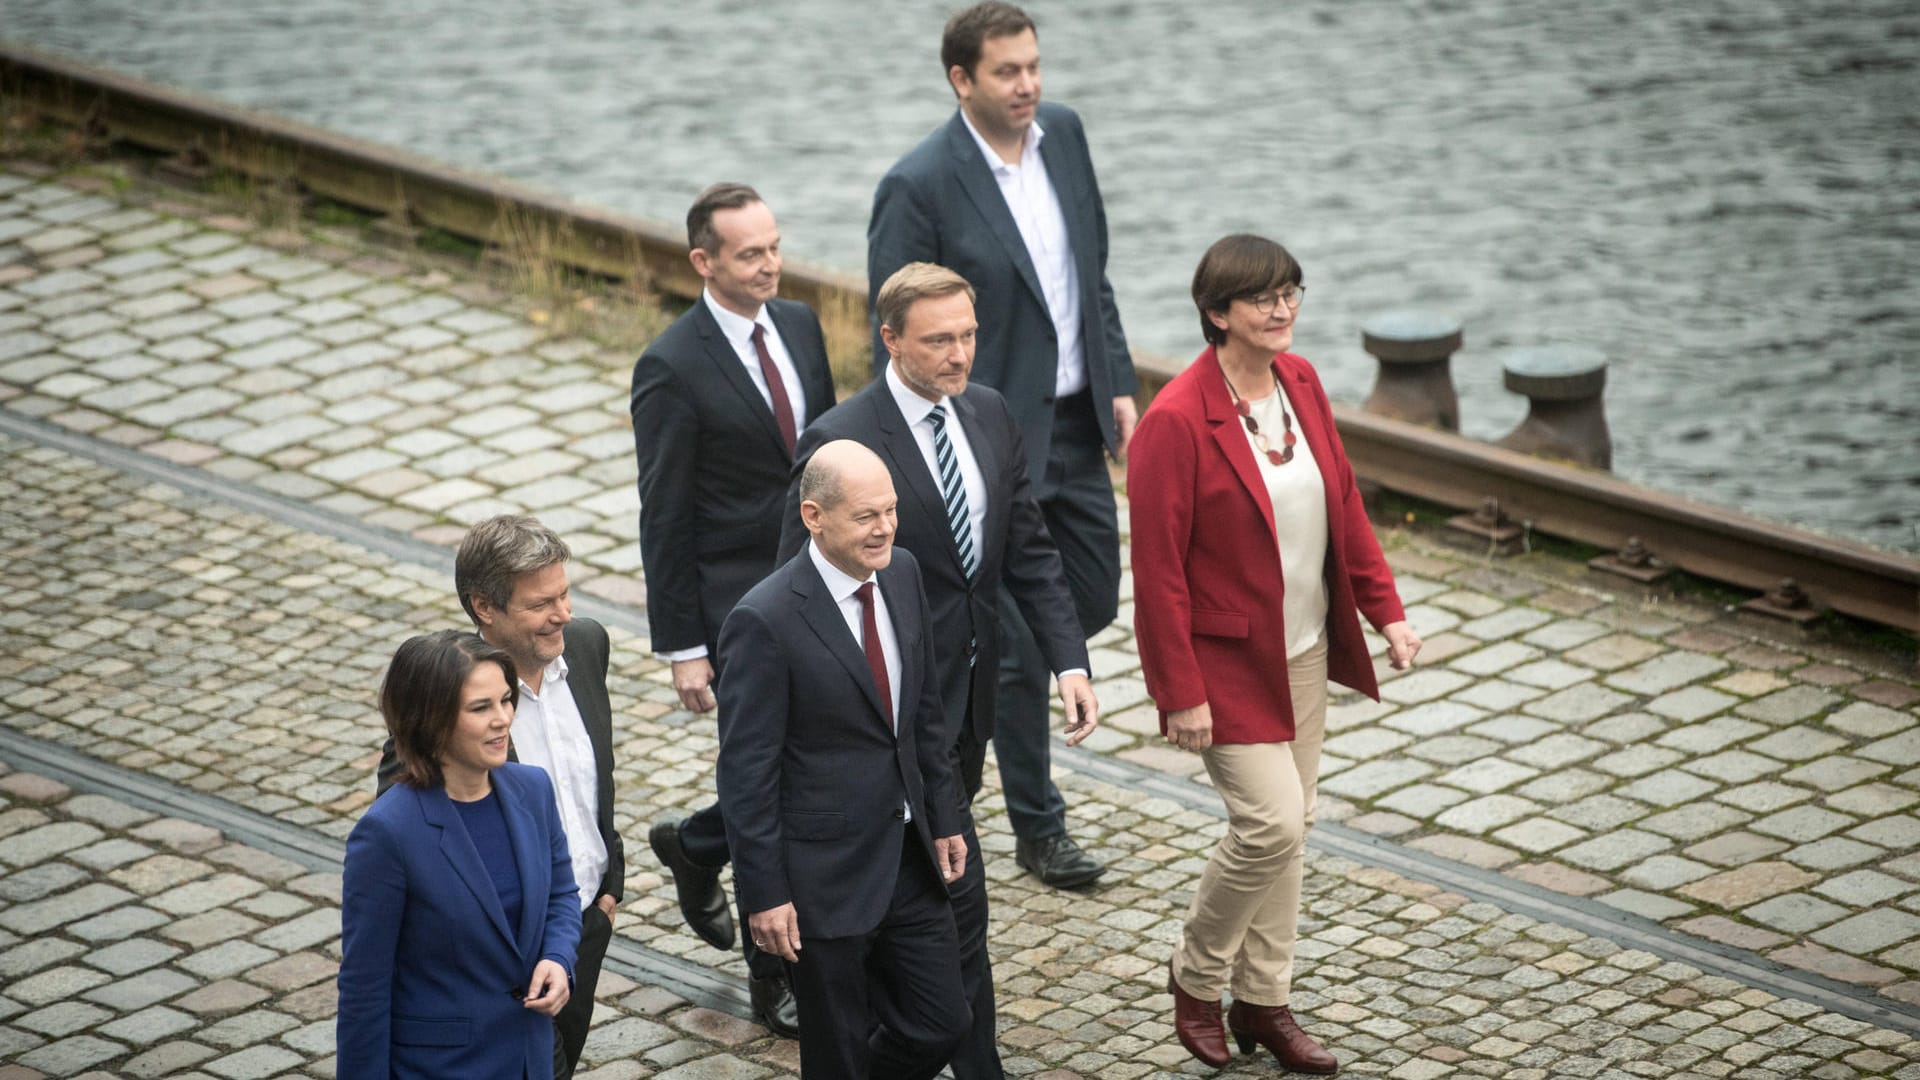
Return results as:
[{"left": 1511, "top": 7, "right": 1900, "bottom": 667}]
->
[
  {"left": 856, "top": 582, "right": 893, "bottom": 730},
  {"left": 750, "top": 323, "right": 798, "bottom": 455}
]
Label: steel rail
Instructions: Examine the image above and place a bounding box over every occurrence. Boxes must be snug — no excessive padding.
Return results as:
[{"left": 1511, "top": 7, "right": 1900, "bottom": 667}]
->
[{"left": 3, "top": 42, "right": 1915, "bottom": 634}]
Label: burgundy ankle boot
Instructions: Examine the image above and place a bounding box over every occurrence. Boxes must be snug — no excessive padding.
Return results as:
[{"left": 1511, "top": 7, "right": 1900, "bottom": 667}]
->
[
  {"left": 1227, "top": 1000, "right": 1338, "bottom": 1074},
  {"left": 1168, "top": 961, "right": 1232, "bottom": 1068}
]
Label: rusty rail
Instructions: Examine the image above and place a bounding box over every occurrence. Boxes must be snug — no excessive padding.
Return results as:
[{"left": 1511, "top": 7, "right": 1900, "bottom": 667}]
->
[{"left": 3, "top": 43, "right": 1916, "bottom": 635}]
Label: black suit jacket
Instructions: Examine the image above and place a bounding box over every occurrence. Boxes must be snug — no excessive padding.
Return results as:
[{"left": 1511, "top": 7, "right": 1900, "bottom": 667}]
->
[
  {"left": 630, "top": 296, "right": 836, "bottom": 655},
  {"left": 375, "top": 618, "right": 625, "bottom": 903},
  {"left": 868, "top": 103, "right": 1136, "bottom": 482},
  {"left": 715, "top": 548, "right": 960, "bottom": 940},
  {"left": 777, "top": 381, "right": 1088, "bottom": 749}
]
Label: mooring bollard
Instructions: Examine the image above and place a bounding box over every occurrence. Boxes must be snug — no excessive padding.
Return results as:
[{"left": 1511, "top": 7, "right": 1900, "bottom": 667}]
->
[
  {"left": 1361, "top": 311, "right": 1462, "bottom": 432},
  {"left": 1496, "top": 345, "right": 1612, "bottom": 470}
]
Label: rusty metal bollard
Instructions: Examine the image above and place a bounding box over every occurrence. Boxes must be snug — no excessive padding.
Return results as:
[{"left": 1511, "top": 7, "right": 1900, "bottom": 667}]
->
[
  {"left": 1496, "top": 346, "right": 1612, "bottom": 469},
  {"left": 1360, "top": 312, "right": 1461, "bottom": 432}
]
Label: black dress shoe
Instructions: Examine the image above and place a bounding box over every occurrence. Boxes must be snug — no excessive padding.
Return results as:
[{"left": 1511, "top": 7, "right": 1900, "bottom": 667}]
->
[
  {"left": 1015, "top": 833, "right": 1104, "bottom": 889},
  {"left": 649, "top": 820, "right": 734, "bottom": 951},
  {"left": 750, "top": 973, "right": 802, "bottom": 1039}
]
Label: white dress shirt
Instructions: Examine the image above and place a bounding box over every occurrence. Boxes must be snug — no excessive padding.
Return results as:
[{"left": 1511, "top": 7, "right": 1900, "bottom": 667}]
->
[
  {"left": 960, "top": 111, "right": 1086, "bottom": 399},
  {"left": 809, "top": 541, "right": 910, "bottom": 822},
  {"left": 1243, "top": 384, "right": 1330, "bottom": 658},
  {"left": 657, "top": 291, "right": 812, "bottom": 665},
  {"left": 507, "top": 654, "right": 609, "bottom": 910}
]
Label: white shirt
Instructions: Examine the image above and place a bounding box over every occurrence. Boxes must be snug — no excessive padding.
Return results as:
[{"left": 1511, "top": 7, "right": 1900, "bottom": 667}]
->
[
  {"left": 658, "top": 291, "right": 811, "bottom": 665},
  {"left": 885, "top": 365, "right": 989, "bottom": 554},
  {"left": 809, "top": 541, "right": 910, "bottom": 822},
  {"left": 960, "top": 110, "right": 1086, "bottom": 399},
  {"left": 508, "top": 653, "right": 609, "bottom": 910},
  {"left": 1242, "top": 383, "right": 1330, "bottom": 658}
]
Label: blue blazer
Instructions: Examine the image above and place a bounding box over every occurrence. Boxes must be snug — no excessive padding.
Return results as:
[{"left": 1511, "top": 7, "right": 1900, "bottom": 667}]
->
[
  {"left": 338, "top": 761, "right": 581, "bottom": 1080},
  {"left": 868, "top": 102, "right": 1137, "bottom": 483}
]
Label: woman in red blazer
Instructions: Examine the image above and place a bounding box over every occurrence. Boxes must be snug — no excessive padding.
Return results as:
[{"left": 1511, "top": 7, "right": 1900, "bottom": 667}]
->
[{"left": 1130, "top": 235, "right": 1421, "bottom": 1074}]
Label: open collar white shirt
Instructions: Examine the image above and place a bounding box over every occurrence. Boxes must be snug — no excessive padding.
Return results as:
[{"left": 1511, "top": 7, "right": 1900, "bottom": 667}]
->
[
  {"left": 960, "top": 110, "right": 1086, "bottom": 399},
  {"left": 507, "top": 653, "right": 608, "bottom": 910}
]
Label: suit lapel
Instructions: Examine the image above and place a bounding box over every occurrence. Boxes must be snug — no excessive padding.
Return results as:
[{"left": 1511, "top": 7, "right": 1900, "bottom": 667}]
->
[
  {"left": 1283, "top": 358, "right": 1347, "bottom": 553},
  {"left": 694, "top": 301, "right": 790, "bottom": 459},
  {"left": 419, "top": 786, "right": 518, "bottom": 951},
  {"left": 878, "top": 563, "right": 919, "bottom": 728},
  {"left": 792, "top": 556, "right": 892, "bottom": 730},
  {"left": 766, "top": 300, "right": 826, "bottom": 426},
  {"left": 951, "top": 391, "right": 1006, "bottom": 562},
  {"left": 1199, "top": 348, "right": 1281, "bottom": 553},
  {"left": 495, "top": 772, "right": 547, "bottom": 955},
  {"left": 561, "top": 626, "right": 613, "bottom": 776},
  {"left": 873, "top": 385, "right": 966, "bottom": 580},
  {"left": 945, "top": 113, "right": 1048, "bottom": 312}
]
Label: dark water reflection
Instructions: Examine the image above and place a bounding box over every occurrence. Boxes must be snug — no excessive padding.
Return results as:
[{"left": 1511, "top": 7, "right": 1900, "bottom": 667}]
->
[{"left": 6, "top": 0, "right": 1917, "bottom": 551}]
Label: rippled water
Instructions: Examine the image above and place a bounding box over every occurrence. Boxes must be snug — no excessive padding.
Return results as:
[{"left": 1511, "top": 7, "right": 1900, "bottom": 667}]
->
[{"left": 6, "top": 0, "right": 1918, "bottom": 551}]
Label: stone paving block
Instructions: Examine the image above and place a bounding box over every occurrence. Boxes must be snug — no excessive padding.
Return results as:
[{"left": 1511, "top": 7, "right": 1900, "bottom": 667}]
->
[
  {"left": 1436, "top": 759, "right": 1540, "bottom": 795},
  {"left": 1525, "top": 683, "right": 1633, "bottom": 723},
  {"left": 1556, "top": 830, "right": 1672, "bottom": 871},
  {"left": 84, "top": 967, "right": 199, "bottom": 1012},
  {"left": 1590, "top": 744, "right": 1684, "bottom": 779},
  {"left": 1492, "top": 818, "right": 1588, "bottom": 855},
  {"left": 1781, "top": 836, "right": 1884, "bottom": 872},
  {"left": 1825, "top": 701, "right": 1917, "bottom": 739},
  {"left": 1507, "top": 733, "right": 1606, "bottom": 771},
  {"left": 1319, "top": 760, "right": 1433, "bottom": 800},
  {"left": 1860, "top": 729, "right": 1920, "bottom": 767},
  {"left": 1750, "top": 805, "right": 1856, "bottom": 843},
  {"left": 1646, "top": 686, "right": 1738, "bottom": 722},
  {"left": 1682, "top": 750, "right": 1786, "bottom": 785},
  {"left": 1846, "top": 814, "right": 1920, "bottom": 848},
  {"left": 1745, "top": 892, "right": 1851, "bottom": 933},
  {"left": 1715, "top": 782, "right": 1814, "bottom": 813},
  {"left": 1379, "top": 669, "right": 1476, "bottom": 705},
  {"left": 1381, "top": 701, "right": 1487, "bottom": 737},
  {"left": 1782, "top": 756, "right": 1892, "bottom": 793},
  {"left": 1680, "top": 861, "right": 1819, "bottom": 907},
  {"left": 1736, "top": 686, "right": 1841, "bottom": 725},
  {"left": 1639, "top": 802, "right": 1753, "bottom": 842},
  {"left": 1767, "top": 943, "right": 1903, "bottom": 988},
  {"left": 1597, "top": 889, "right": 1695, "bottom": 921},
  {"left": 16, "top": 1035, "right": 125, "bottom": 1075},
  {"left": 0, "top": 883, "right": 136, "bottom": 934},
  {"left": 1375, "top": 784, "right": 1471, "bottom": 818},
  {"left": 1437, "top": 794, "right": 1542, "bottom": 833},
  {"left": 1629, "top": 775, "right": 1738, "bottom": 819},
  {"left": 1448, "top": 679, "right": 1545, "bottom": 712},
  {"left": 1827, "top": 782, "right": 1919, "bottom": 817},
  {"left": 1516, "top": 768, "right": 1614, "bottom": 804}
]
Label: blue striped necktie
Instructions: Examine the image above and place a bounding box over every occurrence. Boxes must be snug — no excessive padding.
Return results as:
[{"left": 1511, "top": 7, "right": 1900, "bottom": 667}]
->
[{"left": 926, "top": 406, "right": 979, "bottom": 579}]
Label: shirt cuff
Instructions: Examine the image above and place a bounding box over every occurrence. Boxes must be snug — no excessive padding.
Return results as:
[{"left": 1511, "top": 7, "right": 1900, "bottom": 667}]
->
[
  {"left": 657, "top": 645, "right": 709, "bottom": 663},
  {"left": 1057, "top": 668, "right": 1089, "bottom": 680}
]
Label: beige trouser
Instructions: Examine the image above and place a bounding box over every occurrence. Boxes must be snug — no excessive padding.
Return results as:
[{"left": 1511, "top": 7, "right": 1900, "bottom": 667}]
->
[{"left": 1173, "top": 637, "right": 1328, "bottom": 1007}]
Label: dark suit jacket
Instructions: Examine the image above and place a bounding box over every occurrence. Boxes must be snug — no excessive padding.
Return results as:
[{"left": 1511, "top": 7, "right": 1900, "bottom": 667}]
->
[
  {"left": 776, "top": 380, "right": 1088, "bottom": 751},
  {"left": 630, "top": 296, "right": 836, "bottom": 655},
  {"left": 339, "top": 761, "right": 581, "bottom": 1080},
  {"left": 868, "top": 103, "right": 1136, "bottom": 482},
  {"left": 715, "top": 547, "right": 961, "bottom": 940},
  {"left": 377, "top": 619, "right": 624, "bottom": 904},
  {"left": 1129, "top": 347, "right": 1407, "bottom": 744}
]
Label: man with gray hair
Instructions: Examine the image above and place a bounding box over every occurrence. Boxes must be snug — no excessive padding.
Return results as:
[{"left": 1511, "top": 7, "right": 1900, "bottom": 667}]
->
[{"left": 376, "top": 514, "right": 624, "bottom": 1079}]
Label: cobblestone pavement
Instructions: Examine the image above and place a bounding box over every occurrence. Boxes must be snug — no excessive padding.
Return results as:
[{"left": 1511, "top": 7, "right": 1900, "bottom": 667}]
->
[{"left": 3, "top": 161, "right": 1920, "bottom": 1077}]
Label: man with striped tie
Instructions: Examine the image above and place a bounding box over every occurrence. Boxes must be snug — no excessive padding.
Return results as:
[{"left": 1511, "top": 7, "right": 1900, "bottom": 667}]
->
[{"left": 777, "top": 262, "right": 1097, "bottom": 1079}]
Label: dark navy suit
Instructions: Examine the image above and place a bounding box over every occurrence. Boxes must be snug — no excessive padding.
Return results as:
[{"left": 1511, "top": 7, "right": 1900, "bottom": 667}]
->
[
  {"left": 338, "top": 762, "right": 580, "bottom": 1080},
  {"left": 716, "top": 547, "right": 968, "bottom": 1078}
]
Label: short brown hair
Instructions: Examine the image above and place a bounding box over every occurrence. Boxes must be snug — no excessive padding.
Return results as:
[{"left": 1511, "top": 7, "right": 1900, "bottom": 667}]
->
[
  {"left": 381, "top": 630, "right": 519, "bottom": 790},
  {"left": 942, "top": 2, "right": 1035, "bottom": 84},
  {"left": 686, "top": 182, "right": 763, "bottom": 255},
  {"left": 1190, "top": 234, "right": 1303, "bottom": 347},
  {"left": 876, "top": 262, "right": 976, "bottom": 337},
  {"left": 455, "top": 515, "right": 571, "bottom": 626}
]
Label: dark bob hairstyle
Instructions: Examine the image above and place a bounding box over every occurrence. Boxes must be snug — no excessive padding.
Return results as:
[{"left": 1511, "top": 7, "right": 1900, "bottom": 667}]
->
[
  {"left": 1190, "top": 234, "right": 1303, "bottom": 347},
  {"left": 379, "top": 630, "right": 518, "bottom": 790}
]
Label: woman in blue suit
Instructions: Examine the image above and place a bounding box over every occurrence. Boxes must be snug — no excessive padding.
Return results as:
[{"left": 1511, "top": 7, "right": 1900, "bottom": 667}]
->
[{"left": 339, "top": 630, "right": 581, "bottom": 1079}]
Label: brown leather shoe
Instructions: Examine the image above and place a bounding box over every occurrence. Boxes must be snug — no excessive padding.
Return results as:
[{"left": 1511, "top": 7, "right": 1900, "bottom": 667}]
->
[
  {"left": 1168, "top": 962, "right": 1232, "bottom": 1068},
  {"left": 1228, "top": 1000, "right": 1338, "bottom": 1075}
]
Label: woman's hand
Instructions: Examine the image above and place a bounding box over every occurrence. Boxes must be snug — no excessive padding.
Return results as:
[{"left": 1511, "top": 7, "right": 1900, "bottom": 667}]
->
[
  {"left": 1383, "top": 621, "right": 1422, "bottom": 670},
  {"left": 523, "top": 959, "right": 570, "bottom": 1016},
  {"left": 1165, "top": 702, "right": 1213, "bottom": 752}
]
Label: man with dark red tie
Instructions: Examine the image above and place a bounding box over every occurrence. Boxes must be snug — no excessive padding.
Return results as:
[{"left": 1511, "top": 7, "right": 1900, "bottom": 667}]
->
[
  {"left": 630, "top": 182, "right": 835, "bottom": 1036},
  {"left": 717, "top": 439, "right": 970, "bottom": 1079}
]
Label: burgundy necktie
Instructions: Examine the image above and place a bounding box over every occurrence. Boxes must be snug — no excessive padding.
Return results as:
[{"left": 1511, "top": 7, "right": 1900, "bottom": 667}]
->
[
  {"left": 856, "top": 582, "right": 893, "bottom": 730},
  {"left": 750, "top": 323, "right": 798, "bottom": 455}
]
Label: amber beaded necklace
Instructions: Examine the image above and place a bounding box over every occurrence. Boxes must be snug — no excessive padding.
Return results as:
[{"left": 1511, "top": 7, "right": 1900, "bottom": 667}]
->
[{"left": 1221, "top": 367, "right": 1295, "bottom": 465}]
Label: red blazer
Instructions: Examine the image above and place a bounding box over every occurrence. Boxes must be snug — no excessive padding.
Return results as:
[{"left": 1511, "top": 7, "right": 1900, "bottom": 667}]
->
[{"left": 1128, "top": 347, "right": 1406, "bottom": 744}]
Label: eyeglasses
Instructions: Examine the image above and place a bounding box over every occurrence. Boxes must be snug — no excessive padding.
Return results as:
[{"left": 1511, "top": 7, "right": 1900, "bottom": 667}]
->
[{"left": 1244, "top": 286, "right": 1306, "bottom": 314}]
